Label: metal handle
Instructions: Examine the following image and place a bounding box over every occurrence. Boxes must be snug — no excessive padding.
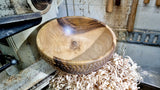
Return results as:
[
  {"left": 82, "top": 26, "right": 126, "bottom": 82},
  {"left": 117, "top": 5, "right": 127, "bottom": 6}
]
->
[{"left": 0, "top": 59, "right": 18, "bottom": 73}]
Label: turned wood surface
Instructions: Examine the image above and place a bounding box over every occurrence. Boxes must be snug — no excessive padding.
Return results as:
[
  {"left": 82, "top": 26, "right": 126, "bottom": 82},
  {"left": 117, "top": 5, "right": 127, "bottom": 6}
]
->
[{"left": 37, "top": 16, "right": 116, "bottom": 74}]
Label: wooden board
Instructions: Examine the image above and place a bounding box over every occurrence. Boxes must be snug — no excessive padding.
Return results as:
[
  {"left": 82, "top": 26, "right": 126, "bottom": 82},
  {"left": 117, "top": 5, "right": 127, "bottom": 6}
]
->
[{"left": 0, "top": 60, "right": 56, "bottom": 90}]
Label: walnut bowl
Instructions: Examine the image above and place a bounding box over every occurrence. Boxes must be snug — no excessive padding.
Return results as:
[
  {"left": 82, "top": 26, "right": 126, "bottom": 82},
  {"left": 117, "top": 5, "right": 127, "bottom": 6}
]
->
[{"left": 36, "top": 16, "right": 116, "bottom": 74}]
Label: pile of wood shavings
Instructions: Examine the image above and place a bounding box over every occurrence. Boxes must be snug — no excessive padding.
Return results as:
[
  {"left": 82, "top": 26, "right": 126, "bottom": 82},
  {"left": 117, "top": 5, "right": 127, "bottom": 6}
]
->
[{"left": 49, "top": 53, "right": 142, "bottom": 90}]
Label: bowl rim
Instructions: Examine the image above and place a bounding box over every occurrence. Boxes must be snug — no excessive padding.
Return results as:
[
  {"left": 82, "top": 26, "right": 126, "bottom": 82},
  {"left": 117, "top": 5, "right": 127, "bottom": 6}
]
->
[{"left": 37, "top": 16, "right": 117, "bottom": 65}]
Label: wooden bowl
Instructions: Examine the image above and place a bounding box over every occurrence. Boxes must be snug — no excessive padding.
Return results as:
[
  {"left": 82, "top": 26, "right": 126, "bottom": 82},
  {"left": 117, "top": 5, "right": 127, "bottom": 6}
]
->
[{"left": 36, "top": 16, "right": 116, "bottom": 74}]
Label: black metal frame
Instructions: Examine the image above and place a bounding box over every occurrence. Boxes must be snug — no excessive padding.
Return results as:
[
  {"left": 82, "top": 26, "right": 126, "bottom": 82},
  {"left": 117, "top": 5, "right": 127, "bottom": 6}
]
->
[
  {"left": 0, "top": 12, "right": 42, "bottom": 39},
  {"left": 0, "top": 12, "right": 42, "bottom": 72}
]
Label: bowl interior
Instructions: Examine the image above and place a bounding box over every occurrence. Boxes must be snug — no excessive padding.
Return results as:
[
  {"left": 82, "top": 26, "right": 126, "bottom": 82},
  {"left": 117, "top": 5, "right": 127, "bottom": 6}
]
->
[
  {"left": 37, "top": 16, "right": 114, "bottom": 62},
  {"left": 72, "top": 28, "right": 113, "bottom": 61}
]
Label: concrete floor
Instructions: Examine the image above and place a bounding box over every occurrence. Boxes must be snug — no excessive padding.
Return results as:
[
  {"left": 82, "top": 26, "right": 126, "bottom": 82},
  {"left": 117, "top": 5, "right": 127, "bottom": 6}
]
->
[{"left": 117, "top": 42, "right": 160, "bottom": 88}]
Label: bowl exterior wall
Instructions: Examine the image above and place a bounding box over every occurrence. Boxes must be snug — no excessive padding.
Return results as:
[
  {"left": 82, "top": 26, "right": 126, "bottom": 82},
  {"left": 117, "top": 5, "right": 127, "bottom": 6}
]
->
[{"left": 40, "top": 47, "right": 114, "bottom": 74}]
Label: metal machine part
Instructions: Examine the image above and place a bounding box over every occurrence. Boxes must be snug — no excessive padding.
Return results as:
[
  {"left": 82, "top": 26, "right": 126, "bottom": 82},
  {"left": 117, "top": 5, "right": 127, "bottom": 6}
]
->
[
  {"left": 0, "top": 12, "right": 42, "bottom": 72},
  {"left": 0, "top": 0, "right": 54, "bottom": 74},
  {"left": 0, "top": 51, "right": 18, "bottom": 73},
  {"left": 0, "top": 12, "right": 42, "bottom": 39},
  {"left": 27, "top": 0, "right": 53, "bottom": 14},
  {"left": 31, "top": 0, "right": 52, "bottom": 10}
]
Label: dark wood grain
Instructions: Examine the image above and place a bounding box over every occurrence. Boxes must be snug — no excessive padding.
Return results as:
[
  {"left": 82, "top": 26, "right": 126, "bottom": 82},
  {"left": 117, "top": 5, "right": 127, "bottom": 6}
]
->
[{"left": 57, "top": 17, "right": 104, "bottom": 34}]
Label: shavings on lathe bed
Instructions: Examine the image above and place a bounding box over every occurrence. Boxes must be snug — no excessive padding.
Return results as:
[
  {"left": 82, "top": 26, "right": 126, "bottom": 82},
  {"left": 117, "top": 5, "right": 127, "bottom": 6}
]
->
[{"left": 49, "top": 53, "right": 142, "bottom": 90}]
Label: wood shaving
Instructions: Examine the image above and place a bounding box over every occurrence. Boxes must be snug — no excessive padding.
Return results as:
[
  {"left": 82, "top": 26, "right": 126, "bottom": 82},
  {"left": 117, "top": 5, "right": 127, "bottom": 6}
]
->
[{"left": 49, "top": 53, "right": 142, "bottom": 90}]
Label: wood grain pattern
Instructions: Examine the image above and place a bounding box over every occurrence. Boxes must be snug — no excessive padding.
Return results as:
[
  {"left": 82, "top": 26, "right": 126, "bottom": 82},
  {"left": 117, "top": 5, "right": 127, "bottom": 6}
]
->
[
  {"left": 106, "top": 0, "right": 114, "bottom": 13},
  {"left": 156, "top": 0, "right": 160, "bottom": 6},
  {"left": 143, "top": 0, "right": 150, "bottom": 4},
  {"left": 127, "top": 0, "right": 139, "bottom": 32},
  {"left": 37, "top": 16, "right": 116, "bottom": 74}
]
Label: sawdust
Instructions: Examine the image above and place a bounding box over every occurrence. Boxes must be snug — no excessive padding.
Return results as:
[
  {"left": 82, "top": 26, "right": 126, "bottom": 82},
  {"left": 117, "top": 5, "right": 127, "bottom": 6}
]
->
[{"left": 49, "top": 53, "right": 142, "bottom": 90}]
